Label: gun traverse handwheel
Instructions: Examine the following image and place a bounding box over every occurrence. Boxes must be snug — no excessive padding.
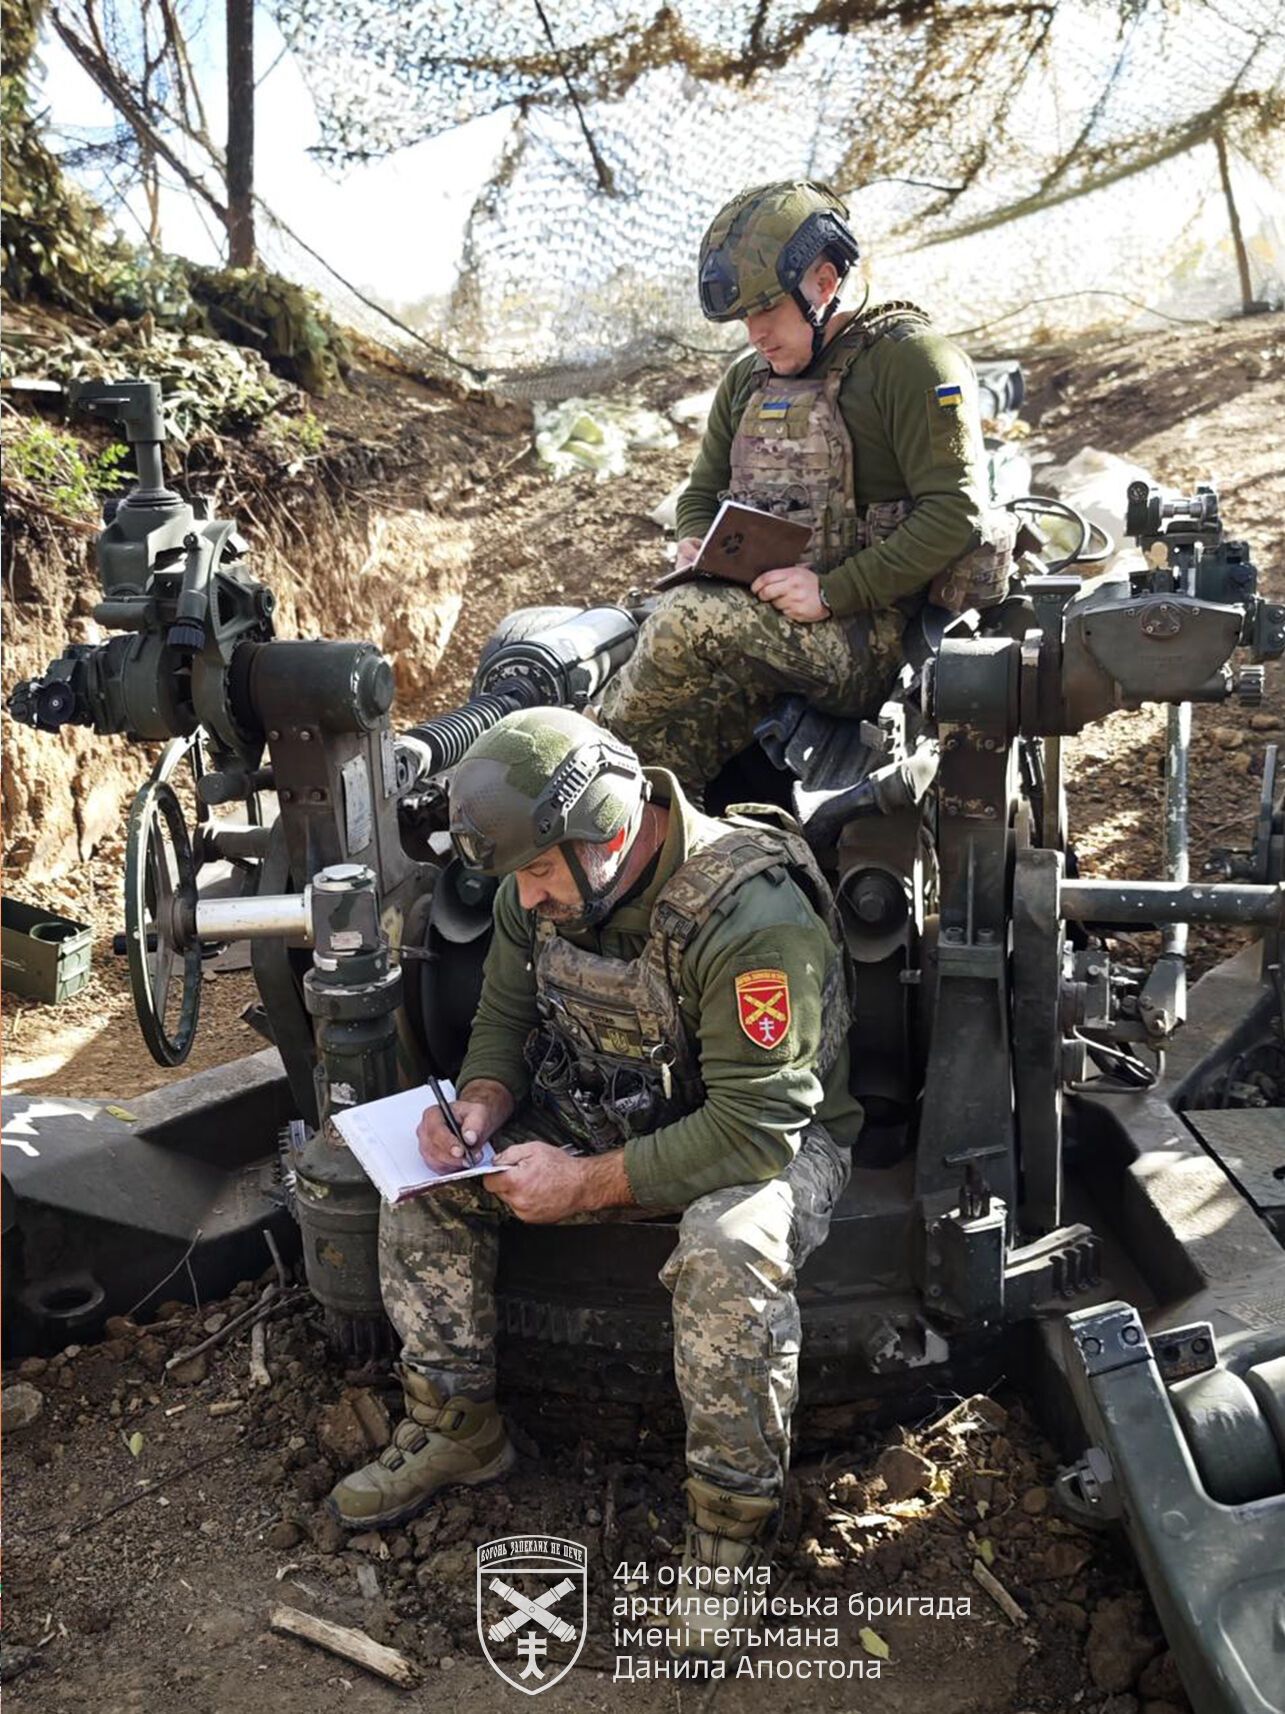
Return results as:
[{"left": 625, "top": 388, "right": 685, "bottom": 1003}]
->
[
  {"left": 125, "top": 778, "right": 202, "bottom": 1065},
  {"left": 151, "top": 726, "right": 271, "bottom": 889}
]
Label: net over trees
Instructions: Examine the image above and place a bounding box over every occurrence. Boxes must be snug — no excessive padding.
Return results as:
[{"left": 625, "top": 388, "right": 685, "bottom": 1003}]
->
[{"left": 154, "top": 2, "right": 1285, "bottom": 380}]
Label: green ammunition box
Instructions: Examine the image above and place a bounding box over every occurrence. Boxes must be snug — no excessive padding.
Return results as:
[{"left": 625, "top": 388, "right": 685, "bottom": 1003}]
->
[{"left": 1, "top": 897, "right": 94, "bottom": 1004}]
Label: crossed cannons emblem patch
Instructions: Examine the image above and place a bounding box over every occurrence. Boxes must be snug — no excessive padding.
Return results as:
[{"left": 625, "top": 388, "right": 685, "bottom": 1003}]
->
[
  {"left": 734, "top": 968, "right": 792, "bottom": 1049},
  {"left": 477, "top": 1536, "right": 588, "bottom": 1693}
]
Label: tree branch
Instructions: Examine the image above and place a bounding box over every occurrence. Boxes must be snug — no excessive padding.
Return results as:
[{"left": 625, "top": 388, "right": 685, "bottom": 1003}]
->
[
  {"left": 531, "top": 0, "right": 614, "bottom": 194},
  {"left": 157, "top": 0, "right": 214, "bottom": 154},
  {"left": 49, "top": 6, "right": 229, "bottom": 225}
]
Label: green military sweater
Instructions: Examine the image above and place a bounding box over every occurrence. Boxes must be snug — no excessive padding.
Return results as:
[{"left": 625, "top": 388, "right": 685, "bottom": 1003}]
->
[
  {"left": 675, "top": 306, "right": 989, "bottom": 619},
  {"left": 457, "top": 770, "right": 863, "bottom": 1208}
]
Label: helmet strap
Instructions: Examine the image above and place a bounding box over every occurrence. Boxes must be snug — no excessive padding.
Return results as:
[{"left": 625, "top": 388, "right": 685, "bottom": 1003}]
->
[
  {"left": 560, "top": 804, "right": 646, "bottom": 929},
  {"left": 793, "top": 285, "right": 842, "bottom": 362}
]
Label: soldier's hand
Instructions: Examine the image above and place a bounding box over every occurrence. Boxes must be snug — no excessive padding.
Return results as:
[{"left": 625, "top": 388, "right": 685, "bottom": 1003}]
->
[
  {"left": 485, "top": 1139, "right": 584, "bottom": 1222},
  {"left": 417, "top": 1099, "right": 492, "bottom": 1173},
  {"left": 674, "top": 535, "right": 703, "bottom": 572},
  {"left": 752, "top": 564, "right": 829, "bottom": 623}
]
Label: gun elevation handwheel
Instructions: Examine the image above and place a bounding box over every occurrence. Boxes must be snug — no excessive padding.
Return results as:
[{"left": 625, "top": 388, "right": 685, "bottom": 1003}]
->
[{"left": 125, "top": 777, "right": 202, "bottom": 1065}]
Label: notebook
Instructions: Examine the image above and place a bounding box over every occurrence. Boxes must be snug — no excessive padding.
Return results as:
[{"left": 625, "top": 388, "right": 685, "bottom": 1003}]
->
[
  {"left": 654, "top": 499, "right": 811, "bottom": 591},
  {"left": 329, "top": 1080, "right": 512, "bottom": 1204}
]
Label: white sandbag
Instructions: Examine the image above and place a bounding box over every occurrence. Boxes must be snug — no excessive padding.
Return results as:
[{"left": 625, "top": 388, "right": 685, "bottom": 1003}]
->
[
  {"left": 1037, "top": 446, "right": 1162, "bottom": 564},
  {"left": 649, "top": 481, "right": 684, "bottom": 531},
  {"left": 669, "top": 388, "right": 718, "bottom": 430},
  {"left": 533, "top": 398, "right": 679, "bottom": 481}
]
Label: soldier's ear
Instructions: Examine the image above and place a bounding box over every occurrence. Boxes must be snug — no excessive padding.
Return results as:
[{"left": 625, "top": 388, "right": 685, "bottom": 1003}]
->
[{"left": 803, "top": 256, "right": 840, "bottom": 308}]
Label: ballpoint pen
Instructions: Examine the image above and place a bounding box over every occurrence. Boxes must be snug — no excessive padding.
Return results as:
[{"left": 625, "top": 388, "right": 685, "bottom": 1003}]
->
[{"left": 427, "top": 1070, "right": 480, "bottom": 1169}]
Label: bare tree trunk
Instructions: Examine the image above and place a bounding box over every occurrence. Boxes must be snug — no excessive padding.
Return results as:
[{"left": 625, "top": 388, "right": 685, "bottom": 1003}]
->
[
  {"left": 142, "top": 141, "right": 161, "bottom": 245},
  {"left": 226, "top": 0, "right": 255, "bottom": 266},
  {"left": 1213, "top": 127, "right": 1255, "bottom": 316}
]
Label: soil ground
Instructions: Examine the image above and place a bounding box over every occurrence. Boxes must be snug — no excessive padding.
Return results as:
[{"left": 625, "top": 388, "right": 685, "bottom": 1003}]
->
[
  {"left": 5, "top": 310, "right": 1283, "bottom": 1712},
  {"left": 3, "top": 1282, "right": 1181, "bottom": 1714}
]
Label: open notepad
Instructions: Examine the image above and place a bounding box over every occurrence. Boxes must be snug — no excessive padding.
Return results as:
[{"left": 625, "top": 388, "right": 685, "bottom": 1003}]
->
[{"left": 329, "top": 1080, "right": 512, "bottom": 1205}]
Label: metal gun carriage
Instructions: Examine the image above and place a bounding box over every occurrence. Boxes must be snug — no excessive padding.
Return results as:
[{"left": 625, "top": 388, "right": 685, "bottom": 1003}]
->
[{"left": 5, "top": 379, "right": 1284, "bottom": 1713}]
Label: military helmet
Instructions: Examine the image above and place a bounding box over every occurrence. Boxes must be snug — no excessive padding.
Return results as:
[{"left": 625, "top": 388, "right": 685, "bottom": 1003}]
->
[
  {"left": 449, "top": 708, "right": 646, "bottom": 878},
  {"left": 697, "top": 181, "right": 860, "bottom": 323}
]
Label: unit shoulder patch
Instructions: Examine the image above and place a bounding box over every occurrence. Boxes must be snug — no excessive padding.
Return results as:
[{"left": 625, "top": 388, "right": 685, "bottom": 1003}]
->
[{"left": 734, "top": 967, "right": 791, "bottom": 1049}]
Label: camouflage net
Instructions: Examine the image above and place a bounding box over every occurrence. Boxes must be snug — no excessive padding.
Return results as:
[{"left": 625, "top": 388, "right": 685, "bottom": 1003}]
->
[
  {"left": 273, "top": 0, "right": 1285, "bottom": 388},
  {"left": 0, "top": 318, "right": 298, "bottom": 442}
]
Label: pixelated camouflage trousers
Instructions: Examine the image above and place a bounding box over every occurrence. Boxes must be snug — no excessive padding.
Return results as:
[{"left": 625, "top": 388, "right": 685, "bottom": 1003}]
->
[
  {"left": 598, "top": 581, "right": 905, "bottom": 789},
  {"left": 378, "top": 1123, "right": 850, "bottom": 1497}
]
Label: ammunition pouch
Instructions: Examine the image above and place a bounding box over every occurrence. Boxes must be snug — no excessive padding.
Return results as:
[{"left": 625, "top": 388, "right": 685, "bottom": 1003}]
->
[
  {"left": 525, "top": 1025, "right": 690, "bottom": 1154},
  {"left": 856, "top": 497, "right": 1013, "bottom": 619},
  {"left": 928, "top": 509, "right": 1017, "bottom": 613}
]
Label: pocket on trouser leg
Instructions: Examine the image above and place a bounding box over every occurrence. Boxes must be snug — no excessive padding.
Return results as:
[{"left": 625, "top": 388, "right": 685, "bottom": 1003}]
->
[{"left": 743, "top": 603, "right": 861, "bottom": 700}]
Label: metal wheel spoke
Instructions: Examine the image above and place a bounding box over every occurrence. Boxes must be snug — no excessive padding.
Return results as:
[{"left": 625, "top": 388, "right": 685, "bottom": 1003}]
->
[{"left": 153, "top": 935, "right": 175, "bottom": 1019}]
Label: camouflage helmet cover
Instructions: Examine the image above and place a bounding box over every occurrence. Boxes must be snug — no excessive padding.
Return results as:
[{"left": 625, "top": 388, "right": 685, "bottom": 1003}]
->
[
  {"left": 449, "top": 708, "right": 646, "bottom": 878},
  {"left": 697, "top": 180, "right": 860, "bottom": 322}
]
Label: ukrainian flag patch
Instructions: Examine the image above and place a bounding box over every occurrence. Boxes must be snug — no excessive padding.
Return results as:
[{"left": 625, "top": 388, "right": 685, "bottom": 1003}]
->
[
  {"left": 934, "top": 382, "right": 963, "bottom": 408},
  {"left": 759, "top": 398, "right": 791, "bottom": 419}
]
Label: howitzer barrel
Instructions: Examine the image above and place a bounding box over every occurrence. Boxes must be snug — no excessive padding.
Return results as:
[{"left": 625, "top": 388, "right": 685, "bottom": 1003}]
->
[{"left": 1060, "top": 879, "right": 1283, "bottom": 928}]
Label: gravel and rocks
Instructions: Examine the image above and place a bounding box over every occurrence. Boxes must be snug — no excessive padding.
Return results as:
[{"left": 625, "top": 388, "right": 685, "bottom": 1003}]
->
[{"left": 3, "top": 1270, "right": 1194, "bottom": 1714}]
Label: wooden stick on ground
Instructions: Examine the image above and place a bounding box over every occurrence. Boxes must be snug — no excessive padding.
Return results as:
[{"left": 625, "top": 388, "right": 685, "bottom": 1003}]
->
[
  {"left": 249, "top": 1317, "right": 271, "bottom": 1388},
  {"left": 165, "top": 1285, "right": 275, "bottom": 1370},
  {"left": 165, "top": 1284, "right": 306, "bottom": 1372},
  {"left": 269, "top": 1605, "right": 419, "bottom": 1688},
  {"left": 971, "top": 1558, "right": 1026, "bottom": 1626}
]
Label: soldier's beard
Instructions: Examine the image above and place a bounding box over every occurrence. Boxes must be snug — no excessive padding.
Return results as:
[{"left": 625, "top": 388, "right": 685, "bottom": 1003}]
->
[
  {"left": 536, "top": 831, "right": 634, "bottom": 928},
  {"left": 535, "top": 897, "right": 588, "bottom": 924}
]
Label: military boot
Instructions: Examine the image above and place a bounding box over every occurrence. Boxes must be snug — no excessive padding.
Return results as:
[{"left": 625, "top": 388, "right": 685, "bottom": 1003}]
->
[
  {"left": 663, "top": 1476, "right": 778, "bottom": 1660},
  {"left": 327, "top": 1366, "right": 515, "bottom": 1530}
]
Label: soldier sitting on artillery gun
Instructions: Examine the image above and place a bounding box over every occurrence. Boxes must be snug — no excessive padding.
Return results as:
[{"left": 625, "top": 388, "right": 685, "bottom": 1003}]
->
[
  {"left": 328, "top": 708, "right": 863, "bottom": 1654},
  {"left": 600, "top": 179, "right": 1013, "bottom": 792}
]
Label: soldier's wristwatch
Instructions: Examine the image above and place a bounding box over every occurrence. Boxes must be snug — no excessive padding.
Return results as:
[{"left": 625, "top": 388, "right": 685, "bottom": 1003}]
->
[{"left": 817, "top": 579, "right": 833, "bottom": 615}]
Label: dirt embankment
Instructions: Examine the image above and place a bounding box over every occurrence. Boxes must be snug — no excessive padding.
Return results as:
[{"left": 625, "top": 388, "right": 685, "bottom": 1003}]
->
[{"left": 1, "top": 368, "right": 534, "bottom": 878}]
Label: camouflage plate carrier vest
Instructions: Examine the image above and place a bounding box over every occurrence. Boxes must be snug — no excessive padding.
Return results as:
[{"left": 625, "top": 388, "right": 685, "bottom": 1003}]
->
[
  {"left": 727, "top": 301, "right": 1012, "bottom": 614},
  {"left": 524, "top": 816, "right": 849, "bottom": 1154}
]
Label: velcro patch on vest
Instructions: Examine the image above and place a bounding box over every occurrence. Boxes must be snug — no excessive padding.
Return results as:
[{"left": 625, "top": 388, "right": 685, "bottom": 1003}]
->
[
  {"left": 735, "top": 968, "right": 791, "bottom": 1050},
  {"left": 933, "top": 382, "right": 963, "bottom": 408},
  {"left": 758, "top": 397, "right": 791, "bottom": 419}
]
